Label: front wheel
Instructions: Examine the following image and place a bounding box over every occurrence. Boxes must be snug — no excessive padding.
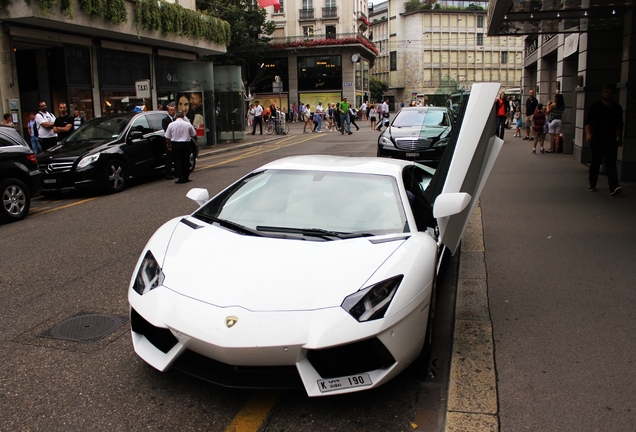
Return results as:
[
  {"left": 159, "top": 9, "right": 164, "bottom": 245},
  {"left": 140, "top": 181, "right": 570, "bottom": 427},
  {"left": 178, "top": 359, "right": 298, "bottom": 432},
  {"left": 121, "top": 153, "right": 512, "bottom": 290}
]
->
[
  {"left": 265, "top": 124, "right": 274, "bottom": 135},
  {"left": 103, "top": 159, "right": 127, "bottom": 193},
  {"left": 0, "top": 178, "right": 31, "bottom": 223},
  {"left": 277, "top": 124, "right": 290, "bottom": 135}
]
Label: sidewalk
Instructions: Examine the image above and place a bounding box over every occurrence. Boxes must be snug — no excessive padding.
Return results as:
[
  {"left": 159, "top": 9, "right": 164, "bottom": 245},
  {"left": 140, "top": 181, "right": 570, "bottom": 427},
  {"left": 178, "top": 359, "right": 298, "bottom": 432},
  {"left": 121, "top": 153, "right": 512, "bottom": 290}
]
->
[{"left": 463, "top": 137, "right": 636, "bottom": 431}]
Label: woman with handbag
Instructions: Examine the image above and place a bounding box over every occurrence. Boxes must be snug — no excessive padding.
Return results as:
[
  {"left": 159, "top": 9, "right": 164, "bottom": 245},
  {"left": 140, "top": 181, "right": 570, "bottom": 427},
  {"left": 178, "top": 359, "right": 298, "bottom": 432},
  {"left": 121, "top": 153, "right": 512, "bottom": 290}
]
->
[{"left": 545, "top": 93, "right": 565, "bottom": 153}]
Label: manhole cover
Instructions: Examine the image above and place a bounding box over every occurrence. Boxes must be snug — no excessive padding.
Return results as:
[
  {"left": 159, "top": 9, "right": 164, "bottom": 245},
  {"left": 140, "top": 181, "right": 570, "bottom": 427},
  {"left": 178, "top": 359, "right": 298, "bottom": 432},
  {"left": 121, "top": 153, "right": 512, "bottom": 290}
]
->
[{"left": 39, "top": 312, "right": 128, "bottom": 343}]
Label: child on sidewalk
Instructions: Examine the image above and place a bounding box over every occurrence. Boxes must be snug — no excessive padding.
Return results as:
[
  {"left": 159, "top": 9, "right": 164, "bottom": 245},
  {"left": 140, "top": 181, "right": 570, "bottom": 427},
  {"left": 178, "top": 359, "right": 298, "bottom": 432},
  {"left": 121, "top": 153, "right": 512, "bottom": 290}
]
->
[
  {"left": 513, "top": 106, "right": 522, "bottom": 137},
  {"left": 531, "top": 103, "right": 547, "bottom": 154}
]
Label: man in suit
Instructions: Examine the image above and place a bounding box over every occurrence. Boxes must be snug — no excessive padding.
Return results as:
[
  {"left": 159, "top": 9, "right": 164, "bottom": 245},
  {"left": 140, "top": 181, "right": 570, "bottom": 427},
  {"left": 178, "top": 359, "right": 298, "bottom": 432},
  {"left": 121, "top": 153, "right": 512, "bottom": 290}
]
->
[{"left": 162, "top": 103, "right": 176, "bottom": 179}]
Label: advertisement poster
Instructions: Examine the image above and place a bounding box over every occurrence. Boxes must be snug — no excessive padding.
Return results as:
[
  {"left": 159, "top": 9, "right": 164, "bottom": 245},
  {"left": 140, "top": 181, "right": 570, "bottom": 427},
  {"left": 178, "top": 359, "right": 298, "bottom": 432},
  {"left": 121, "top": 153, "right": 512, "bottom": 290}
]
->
[{"left": 177, "top": 91, "right": 205, "bottom": 136}]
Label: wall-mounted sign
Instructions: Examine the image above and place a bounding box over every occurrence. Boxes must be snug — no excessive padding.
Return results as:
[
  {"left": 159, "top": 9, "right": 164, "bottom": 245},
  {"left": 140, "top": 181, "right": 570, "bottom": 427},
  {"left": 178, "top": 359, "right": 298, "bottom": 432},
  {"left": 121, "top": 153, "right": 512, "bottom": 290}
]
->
[{"left": 344, "top": 83, "right": 353, "bottom": 86}]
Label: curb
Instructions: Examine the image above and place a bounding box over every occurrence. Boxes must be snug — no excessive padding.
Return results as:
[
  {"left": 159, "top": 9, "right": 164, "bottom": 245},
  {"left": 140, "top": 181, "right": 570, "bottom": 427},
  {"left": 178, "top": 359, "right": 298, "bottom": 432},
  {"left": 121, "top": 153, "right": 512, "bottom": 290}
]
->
[{"left": 445, "top": 204, "right": 499, "bottom": 431}]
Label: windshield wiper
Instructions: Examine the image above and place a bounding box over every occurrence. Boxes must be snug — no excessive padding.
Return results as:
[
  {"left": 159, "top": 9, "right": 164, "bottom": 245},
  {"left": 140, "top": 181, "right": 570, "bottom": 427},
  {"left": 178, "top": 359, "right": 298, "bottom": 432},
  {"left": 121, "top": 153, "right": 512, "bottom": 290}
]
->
[
  {"left": 193, "top": 213, "right": 264, "bottom": 237},
  {"left": 256, "top": 225, "right": 374, "bottom": 240}
]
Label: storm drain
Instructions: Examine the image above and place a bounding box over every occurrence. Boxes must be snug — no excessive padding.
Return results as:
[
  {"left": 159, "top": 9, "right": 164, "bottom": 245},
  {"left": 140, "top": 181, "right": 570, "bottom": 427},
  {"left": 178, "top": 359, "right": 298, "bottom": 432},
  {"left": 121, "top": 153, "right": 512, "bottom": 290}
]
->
[{"left": 39, "top": 312, "right": 129, "bottom": 343}]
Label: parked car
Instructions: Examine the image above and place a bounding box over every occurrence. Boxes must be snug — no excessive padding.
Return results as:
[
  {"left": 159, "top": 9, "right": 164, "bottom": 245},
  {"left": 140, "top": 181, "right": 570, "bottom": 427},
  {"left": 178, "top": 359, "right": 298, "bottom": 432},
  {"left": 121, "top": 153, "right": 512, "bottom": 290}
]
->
[
  {"left": 377, "top": 106, "right": 454, "bottom": 166},
  {"left": 0, "top": 125, "right": 41, "bottom": 223},
  {"left": 37, "top": 111, "right": 198, "bottom": 194},
  {"left": 128, "top": 83, "right": 504, "bottom": 397}
]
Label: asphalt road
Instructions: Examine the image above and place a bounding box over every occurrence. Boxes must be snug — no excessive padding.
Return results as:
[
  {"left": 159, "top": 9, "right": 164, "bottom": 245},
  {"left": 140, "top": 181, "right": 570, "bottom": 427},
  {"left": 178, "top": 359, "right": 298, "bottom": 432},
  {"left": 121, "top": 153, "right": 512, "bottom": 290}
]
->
[{"left": 0, "top": 124, "right": 454, "bottom": 432}]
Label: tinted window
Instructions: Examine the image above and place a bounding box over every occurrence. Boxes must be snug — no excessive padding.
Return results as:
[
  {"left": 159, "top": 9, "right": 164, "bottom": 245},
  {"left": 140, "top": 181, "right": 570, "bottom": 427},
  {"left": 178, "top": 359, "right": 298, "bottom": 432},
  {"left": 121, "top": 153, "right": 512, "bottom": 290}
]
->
[
  {"left": 147, "top": 113, "right": 168, "bottom": 132},
  {"left": 130, "top": 116, "right": 152, "bottom": 135}
]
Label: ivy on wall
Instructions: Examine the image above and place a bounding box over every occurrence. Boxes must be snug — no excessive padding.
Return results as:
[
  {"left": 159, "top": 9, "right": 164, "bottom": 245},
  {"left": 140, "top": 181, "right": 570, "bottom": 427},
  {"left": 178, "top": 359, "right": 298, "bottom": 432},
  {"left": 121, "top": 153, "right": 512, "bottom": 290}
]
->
[
  {"left": 133, "top": 0, "right": 230, "bottom": 44},
  {"left": 3, "top": 0, "right": 230, "bottom": 44}
]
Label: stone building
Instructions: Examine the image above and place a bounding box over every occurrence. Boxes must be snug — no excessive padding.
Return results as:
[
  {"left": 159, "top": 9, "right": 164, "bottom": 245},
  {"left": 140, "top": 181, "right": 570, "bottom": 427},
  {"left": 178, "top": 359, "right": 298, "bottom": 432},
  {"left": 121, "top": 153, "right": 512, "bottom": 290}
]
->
[
  {"left": 370, "top": 0, "right": 523, "bottom": 110},
  {"left": 0, "top": 0, "right": 227, "bottom": 134},
  {"left": 489, "top": 0, "right": 636, "bottom": 181},
  {"left": 255, "top": 0, "right": 376, "bottom": 111}
]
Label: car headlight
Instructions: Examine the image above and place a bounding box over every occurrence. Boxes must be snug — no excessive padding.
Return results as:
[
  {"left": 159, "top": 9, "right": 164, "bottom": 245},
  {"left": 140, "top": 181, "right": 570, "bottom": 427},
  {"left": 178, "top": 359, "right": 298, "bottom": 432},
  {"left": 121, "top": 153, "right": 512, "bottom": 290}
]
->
[
  {"left": 132, "top": 251, "right": 165, "bottom": 295},
  {"left": 379, "top": 135, "right": 394, "bottom": 147},
  {"left": 433, "top": 138, "right": 449, "bottom": 148},
  {"left": 341, "top": 275, "right": 403, "bottom": 322},
  {"left": 77, "top": 153, "right": 100, "bottom": 168}
]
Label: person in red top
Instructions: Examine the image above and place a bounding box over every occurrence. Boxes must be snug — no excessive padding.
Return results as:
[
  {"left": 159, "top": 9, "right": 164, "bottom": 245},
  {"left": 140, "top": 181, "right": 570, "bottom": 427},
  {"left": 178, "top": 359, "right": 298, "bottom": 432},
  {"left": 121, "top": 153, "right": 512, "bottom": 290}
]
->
[
  {"left": 531, "top": 103, "right": 547, "bottom": 154},
  {"left": 495, "top": 92, "right": 507, "bottom": 140}
]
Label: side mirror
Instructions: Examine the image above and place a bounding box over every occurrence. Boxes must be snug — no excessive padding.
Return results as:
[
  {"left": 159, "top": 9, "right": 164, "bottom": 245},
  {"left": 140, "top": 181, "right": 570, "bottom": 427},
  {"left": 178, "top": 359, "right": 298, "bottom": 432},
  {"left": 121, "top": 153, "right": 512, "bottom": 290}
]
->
[
  {"left": 186, "top": 188, "right": 209, "bottom": 207},
  {"left": 129, "top": 130, "right": 143, "bottom": 140},
  {"left": 433, "top": 192, "right": 472, "bottom": 218}
]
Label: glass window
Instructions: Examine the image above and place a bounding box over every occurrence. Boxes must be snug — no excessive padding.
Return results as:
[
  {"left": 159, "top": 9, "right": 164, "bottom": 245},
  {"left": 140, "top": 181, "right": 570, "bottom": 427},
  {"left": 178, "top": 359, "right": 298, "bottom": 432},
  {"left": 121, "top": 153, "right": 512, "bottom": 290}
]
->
[
  {"left": 502, "top": 51, "right": 509, "bottom": 64},
  {"left": 302, "top": 0, "right": 313, "bottom": 9},
  {"left": 303, "top": 26, "right": 314, "bottom": 37},
  {"left": 477, "top": 33, "right": 484, "bottom": 46},
  {"left": 477, "top": 15, "right": 484, "bottom": 28},
  {"left": 130, "top": 115, "right": 152, "bottom": 135},
  {"left": 195, "top": 170, "right": 408, "bottom": 236},
  {"left": 390, "top": 51, "right": 397, "bottom": 71},
  {"left": 99, "top": 49, "right": 150, "bottom": 89}
]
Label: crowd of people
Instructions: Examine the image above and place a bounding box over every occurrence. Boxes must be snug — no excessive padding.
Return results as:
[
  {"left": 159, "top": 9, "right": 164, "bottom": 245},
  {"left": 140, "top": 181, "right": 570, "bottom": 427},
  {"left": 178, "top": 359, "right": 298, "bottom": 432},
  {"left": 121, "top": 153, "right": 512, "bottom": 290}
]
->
[{"left": 246, "top": 97, "right": 393, "bottom": 135}]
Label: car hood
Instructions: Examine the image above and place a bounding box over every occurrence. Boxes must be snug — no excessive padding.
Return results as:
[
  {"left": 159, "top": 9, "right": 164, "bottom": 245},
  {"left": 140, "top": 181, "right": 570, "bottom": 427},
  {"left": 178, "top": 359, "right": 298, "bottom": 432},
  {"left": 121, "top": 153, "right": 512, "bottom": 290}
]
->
[
  {"left": 39, "top": 138, "right": 113, "bottom": 160},
  {"left": 160, "top": 221, "right": 405, "bottom": 311},
  {"left": 388, "top": 125, "right": 446, "bottom": 140}
]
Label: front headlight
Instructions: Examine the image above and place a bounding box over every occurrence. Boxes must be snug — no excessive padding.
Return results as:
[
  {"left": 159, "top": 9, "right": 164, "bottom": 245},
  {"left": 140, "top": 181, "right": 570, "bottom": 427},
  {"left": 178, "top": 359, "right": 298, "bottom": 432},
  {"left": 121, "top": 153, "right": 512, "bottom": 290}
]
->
[
  {"left": 378, "top": 135, "right": 394, "bottom": 147},
  {"left": 132, "top": 251, "right": 165, "bottom": 295},
  {"left": 77, "top": 153, "right": 100, "bottom": 168},
  {"left": 341, "top": 275, "right": 403, "bottom": 322},
  {"left": 433, "top": 138, "right": 449, "bottom": 148}
]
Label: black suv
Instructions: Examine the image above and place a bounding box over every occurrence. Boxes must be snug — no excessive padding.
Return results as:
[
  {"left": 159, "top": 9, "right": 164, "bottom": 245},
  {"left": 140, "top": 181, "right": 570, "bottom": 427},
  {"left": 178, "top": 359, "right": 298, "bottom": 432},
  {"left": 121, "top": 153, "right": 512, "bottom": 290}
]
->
[
  {"left": 0, "top": 125, "right": 42, "bottom": 223},
  {"left": 37, "top": 111, "right": 199, "bottom": 194}
]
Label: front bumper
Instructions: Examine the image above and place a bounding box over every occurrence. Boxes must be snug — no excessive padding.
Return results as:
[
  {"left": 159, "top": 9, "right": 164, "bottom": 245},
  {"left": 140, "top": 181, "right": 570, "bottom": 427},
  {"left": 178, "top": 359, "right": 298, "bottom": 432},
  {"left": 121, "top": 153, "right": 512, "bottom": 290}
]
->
[
  {"left": 378, "top": 144, "right": 446, "bottom": 165},
  {"left": 129, "top": 285, "right": 430, "bottom": 397}
]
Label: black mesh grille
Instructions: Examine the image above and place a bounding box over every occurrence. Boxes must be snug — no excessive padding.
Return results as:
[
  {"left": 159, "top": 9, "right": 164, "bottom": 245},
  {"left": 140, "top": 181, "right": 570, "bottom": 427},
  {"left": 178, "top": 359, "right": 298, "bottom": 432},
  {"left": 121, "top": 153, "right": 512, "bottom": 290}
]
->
[
  {"left": 130, "top": 308, "right": 178, "bottom": 354},
  {"left": 172, "top": 350, "right": 303, "bottom": 390},
  {"left": 307, "top": 338, "right": 396, "bottom": 379}
]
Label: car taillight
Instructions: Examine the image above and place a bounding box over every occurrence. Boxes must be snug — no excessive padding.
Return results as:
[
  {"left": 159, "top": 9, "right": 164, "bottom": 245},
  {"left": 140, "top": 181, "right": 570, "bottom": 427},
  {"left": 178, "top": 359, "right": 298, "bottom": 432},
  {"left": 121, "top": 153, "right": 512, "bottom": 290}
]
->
[{"left": 26, "top": 153, "right": 38, "bottom": 166}]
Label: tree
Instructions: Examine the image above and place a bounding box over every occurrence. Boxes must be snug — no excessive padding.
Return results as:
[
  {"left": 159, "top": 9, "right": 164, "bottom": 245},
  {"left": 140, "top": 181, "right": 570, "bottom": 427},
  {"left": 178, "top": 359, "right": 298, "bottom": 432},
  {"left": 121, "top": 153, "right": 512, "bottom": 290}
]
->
[
  {"left": 370, "top": 77, "right": 389, "bottom": 103},
  {"left": 197, "top": 0, "right": 276, "bottom": 66}
]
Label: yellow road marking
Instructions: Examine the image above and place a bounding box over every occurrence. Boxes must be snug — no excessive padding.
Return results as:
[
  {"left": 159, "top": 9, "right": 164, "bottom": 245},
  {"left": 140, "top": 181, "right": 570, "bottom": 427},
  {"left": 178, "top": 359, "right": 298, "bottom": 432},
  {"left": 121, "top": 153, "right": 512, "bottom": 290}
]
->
[
  {"left": 31, "top": 197, "right": 97, "bottom": 216},
  {"left": 224, "top": 392, "right": 280, "bottom": 432}
]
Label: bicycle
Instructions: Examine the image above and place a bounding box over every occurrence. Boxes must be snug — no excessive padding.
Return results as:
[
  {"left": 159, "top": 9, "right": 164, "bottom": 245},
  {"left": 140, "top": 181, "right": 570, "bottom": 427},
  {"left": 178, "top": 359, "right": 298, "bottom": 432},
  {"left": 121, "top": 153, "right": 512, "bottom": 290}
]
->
[{"left": 265, "top": 117, "right": 289, "bottom": 135}]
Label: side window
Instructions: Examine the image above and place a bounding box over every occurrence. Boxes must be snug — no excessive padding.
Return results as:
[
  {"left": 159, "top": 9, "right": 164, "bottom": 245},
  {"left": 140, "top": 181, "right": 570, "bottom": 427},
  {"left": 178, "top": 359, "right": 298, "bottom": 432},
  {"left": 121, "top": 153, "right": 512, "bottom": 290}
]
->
[
  {"left": 129, "top": 116, "right": 152, "bottom": 136},
  {"left": 402, "top": 165, "right": 436, "bottom": 231},
  {"left": 147, "top": 113, "right": 167, "bottom": 132}
]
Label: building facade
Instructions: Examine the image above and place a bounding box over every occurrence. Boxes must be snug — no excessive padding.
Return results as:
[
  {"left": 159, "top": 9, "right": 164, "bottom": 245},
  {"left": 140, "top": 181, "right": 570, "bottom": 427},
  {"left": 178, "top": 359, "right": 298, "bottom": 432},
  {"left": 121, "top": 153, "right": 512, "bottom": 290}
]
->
[
  {"left": 370, "top": 0, "right": 523, "bottom": 109},
  {"left": 254, "top": 0, "right": 376, "bottom": 113},
  {"left": 489, "top": 0, "right": 636, "bottom": 180},
  {"left": 0, "top": 0, "right": 227, "bottom": 136}
]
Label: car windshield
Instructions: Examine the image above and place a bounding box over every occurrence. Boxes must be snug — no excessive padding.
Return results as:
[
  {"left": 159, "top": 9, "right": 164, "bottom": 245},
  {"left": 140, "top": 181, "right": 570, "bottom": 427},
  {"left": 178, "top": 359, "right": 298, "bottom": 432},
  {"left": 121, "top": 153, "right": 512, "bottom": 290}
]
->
[
  {"left": 65, "top": 116, "right": 131, "bottom": 143},
  {"left": 392, "top": 110, "right": 449, "bottom": 128},
  {"left": 195, "top": 169, "right": 409, "bottom": 237}
]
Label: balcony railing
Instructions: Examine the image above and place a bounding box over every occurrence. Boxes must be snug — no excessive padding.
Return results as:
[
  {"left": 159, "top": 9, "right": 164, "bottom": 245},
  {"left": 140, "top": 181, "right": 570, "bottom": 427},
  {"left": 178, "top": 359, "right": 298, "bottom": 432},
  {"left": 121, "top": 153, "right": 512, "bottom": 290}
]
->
[
  {"left": 322, "top": 7, "right": 338, "bottom": 19},
  {"left": 299, "top": 8, "right": 315, "bottom": 20},
  {"left": 270, "top": 32, "right": 378, "bottom": 55}
]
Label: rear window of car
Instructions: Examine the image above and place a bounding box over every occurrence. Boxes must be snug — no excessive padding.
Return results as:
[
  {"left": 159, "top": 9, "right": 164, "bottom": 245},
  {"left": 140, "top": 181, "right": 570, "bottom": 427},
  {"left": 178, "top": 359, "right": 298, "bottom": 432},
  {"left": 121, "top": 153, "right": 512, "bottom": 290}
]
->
[{"left": 393, "top": 110, "right": 449, "bottom": 128}]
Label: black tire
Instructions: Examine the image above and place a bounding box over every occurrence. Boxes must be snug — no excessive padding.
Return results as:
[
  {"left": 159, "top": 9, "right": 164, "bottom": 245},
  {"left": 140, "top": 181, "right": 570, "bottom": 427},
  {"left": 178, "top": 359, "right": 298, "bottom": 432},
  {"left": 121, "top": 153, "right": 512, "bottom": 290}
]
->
[
  {"left": 189, "top": 145, "right": 197, "bottom": 173},
  {"left": 0, "top": 178, "right": 31, "bottom": 223},
  {"left": 103, "top": 159, "right": 127, "bottom": 193}
]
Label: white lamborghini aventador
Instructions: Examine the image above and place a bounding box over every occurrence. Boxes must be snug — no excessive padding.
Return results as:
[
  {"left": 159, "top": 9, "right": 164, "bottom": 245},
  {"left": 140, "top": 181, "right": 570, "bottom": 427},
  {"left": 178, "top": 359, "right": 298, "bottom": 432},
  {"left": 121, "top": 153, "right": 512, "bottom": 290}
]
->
[{"left": 128, "top": 83, "right": 503, "bottom": 397}]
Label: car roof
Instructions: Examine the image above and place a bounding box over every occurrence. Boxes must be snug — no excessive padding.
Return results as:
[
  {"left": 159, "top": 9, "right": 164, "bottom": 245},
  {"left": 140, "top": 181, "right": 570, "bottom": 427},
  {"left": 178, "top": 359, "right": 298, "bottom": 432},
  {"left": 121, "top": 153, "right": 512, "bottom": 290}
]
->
[
  {"left": 398, "top": 106, "right": 448, "bottom": 112},
  {"left": 0, "top": 125, "right": 29, "bottom": 147},
  {"left": 259, "top": 155, "right": 412, "bottom": 178}
]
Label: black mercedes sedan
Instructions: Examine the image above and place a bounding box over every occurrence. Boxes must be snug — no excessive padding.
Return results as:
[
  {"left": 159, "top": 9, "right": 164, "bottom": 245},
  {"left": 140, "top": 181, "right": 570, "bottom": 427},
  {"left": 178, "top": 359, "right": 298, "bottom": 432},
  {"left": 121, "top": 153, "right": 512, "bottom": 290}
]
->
[
  {"left": 377, "top": 106, "right": 454, "bottom": 167},
  {"left": 37, "top": 111, "right": 198, "bottom": 194}
]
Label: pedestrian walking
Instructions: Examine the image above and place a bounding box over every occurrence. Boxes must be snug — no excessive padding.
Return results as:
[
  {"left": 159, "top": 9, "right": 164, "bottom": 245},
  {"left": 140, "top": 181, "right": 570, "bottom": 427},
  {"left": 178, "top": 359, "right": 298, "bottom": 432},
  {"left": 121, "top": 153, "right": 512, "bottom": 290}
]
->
[
  {"left": 495, "top": 92, "right": 507, "bottom": 140},
  {"left": 524, "top": 89, "right": 538, "bottom": 140},
  {"left": 585, "top": 83, "right": 624, "bottom": 195},
  {"left": 339, "top": 97, "right": 352, "bottom": 135},
  {"left": 369, "top": 106, "right": 377, "bottom": 130},
  {"left": 164, "top": 110, "right": 196, "bottom": 184}
]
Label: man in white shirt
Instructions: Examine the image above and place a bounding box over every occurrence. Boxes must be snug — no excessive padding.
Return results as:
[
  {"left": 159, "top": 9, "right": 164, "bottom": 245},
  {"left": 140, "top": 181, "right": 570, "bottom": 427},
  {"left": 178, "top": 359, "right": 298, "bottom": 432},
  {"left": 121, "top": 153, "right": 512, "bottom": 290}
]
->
[
  {"left": 35, "top": 101, "right": 57, "bottom": 151},
  {"left": 314, "top": 101, "right": 324, "bottom": 132},
  {"left": 377, "top": 98, "right": 390, "bottom": 131},
  {"left": 360, "top": 101, "right": 368, "bottom": 121},
  {"left": 251, "top": 101, "right": 264, "bottom": 135},
  {"left": 165, "top": 110, "right": 196, "bottom": 184}
]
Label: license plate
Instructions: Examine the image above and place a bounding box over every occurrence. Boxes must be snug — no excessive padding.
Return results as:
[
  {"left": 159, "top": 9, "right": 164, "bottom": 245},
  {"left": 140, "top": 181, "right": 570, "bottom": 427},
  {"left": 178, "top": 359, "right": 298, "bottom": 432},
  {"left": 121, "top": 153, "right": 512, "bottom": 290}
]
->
[
  {"left": 405, "top": 153, "right": 420, "bottom": 157},
  {"left": 317, "top": 373, "right": 372, "bottom": 393},
  {"left": 43, "top": 179, "right": 57, "bottom": 184}
]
